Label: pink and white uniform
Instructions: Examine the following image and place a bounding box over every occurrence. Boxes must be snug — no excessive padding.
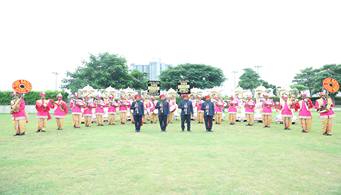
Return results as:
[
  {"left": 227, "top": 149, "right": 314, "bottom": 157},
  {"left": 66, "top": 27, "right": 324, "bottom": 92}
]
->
[
  {"left": 119, "top": 99, "right": 130, "bottom": 112},
  {"left": 214, "top": 99, "right": 224, "bottom": 113},
  {"left": 83, "top": 99, "right": 95, "bottom": 117},
  {"left": 315, "top": 98, "right": 335, "bottom": 118},
  {"left": 52, "top": 100, "right": 68, "bottom": 118},
  {"left": 262, "top": 99, "right": 273, "bottom": 115},
  {"left": 196, "top": 99, "right": 204, "bottom": 113},
  {"left": 228, "top": 99, "right": 238, "bottom": 113},
  {"left": 11, "top": 98, "right": 26, "bottom": 121},
  {"left": 70, "top": 99, "right": 83, "bottom": 115},
  {"left": 280, "top": 100, "right": 293, "bottom": 117},
  {"left": 298, "top": 99, "right": 313, "bottom": 119},
  {"left": 95, "top": 99, "right": 106, "bottom": 115},
  {"left": 244, "top": 99, "right": 255, "bottom": 114},
  {"left": 108, "top": 99, "right": 119, "bottom": 114},
  {"left": 36, "top": 99, "right": 51, "bottom": 119}
]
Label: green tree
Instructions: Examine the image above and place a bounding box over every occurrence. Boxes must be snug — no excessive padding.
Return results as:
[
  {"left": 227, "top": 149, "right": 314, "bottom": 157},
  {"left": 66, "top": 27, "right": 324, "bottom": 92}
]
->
[
  {"left": 62, "top": 53, "right": 138, "bottom": 92},
  {"left": 292, "top": 67, "right": 316, "bottom": 95},
  {"left": 292, "top": 64, "right": 341, "bottom": 97},
  {"left": 159, "top": 64, "right": 225, "bottom": 89},
  {"left": 238, "top": 68, "right": 261, "bottom": 89},
  {"left": 128, "top": 70, "right": 148, "bottom": 90}
]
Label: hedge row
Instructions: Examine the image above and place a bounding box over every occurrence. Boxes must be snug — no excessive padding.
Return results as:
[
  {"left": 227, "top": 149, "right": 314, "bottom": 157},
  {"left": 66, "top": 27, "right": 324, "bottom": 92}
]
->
[{"left": 0, "top": 91, "right": 69, "bottom": 105}]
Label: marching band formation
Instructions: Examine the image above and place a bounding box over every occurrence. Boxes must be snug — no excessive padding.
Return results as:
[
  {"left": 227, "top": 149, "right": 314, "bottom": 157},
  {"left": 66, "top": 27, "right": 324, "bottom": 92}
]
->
[{"left": 10, "top": 87, "right": 336, "bottom": 136}]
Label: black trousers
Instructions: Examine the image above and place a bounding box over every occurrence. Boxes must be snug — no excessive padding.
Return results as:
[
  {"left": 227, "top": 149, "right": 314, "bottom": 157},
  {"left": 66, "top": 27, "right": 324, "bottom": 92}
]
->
[
  {"left": 133, "top": 115, "right": 142, "bottom": 132},
  {"left": 181, "top": 114, "right": 191, "bottom": 131},
  {"left": 158, "top": 114, "right": 168, "bottom": 131},
  {"left": 204, "top": 115, "right": 213, "bottom": 131}
]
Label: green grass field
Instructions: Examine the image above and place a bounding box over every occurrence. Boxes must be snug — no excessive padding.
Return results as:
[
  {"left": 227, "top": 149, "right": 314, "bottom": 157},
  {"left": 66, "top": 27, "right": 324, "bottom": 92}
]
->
[{"left": 0, "top": 113, "right": 341, "bottom": 194}]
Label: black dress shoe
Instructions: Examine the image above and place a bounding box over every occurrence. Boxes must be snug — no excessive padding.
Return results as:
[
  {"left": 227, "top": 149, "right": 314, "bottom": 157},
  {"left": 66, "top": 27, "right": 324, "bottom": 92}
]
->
[
  {"left": 14, "top": 133, "right": 20, "bottom": 136},
  {"left": 36, "top": 130, "right": 41, "bottom": 133},
  {"left": 20, "top": 132, "right": 25, "bottom": 135}
]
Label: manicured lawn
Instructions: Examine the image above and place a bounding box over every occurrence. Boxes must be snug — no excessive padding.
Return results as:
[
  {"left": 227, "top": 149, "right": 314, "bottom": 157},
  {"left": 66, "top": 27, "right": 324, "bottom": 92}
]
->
[{"left": 0, "top": 113, "right": 340, "bottom": 194}]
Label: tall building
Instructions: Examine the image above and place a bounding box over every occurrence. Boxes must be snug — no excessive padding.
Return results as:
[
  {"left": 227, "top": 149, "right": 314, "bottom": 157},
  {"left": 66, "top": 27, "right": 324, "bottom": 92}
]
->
[{"left": 131, "top": 61, "right": 171, "bottom": 80}]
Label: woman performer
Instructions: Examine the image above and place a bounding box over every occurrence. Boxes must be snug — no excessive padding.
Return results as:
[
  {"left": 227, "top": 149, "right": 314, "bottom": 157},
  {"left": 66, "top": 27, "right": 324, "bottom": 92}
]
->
[
  {"left": 315, "top": 92, "right": 335, "bottom": 136},
  {"left": 244, "top": 94, "right": 256, "bottom": 126},
  {"left": 35, "top": 92, "right": 52, "bottom": 132},
  {"left": 119, "top": 96, "right": 130, "bottom": 124},
  {"left": 70, "top": 93, "right": 83, "bottom": 128},
  {"left": 279, "top": 94, "right": 293, "bottom": 130},
  {"left": 51, "top": 93, "right": 68, "bottom": 130},
  {"left": 227, "top": 96, "right": 238, "bottom": 125},
  {"left": 150, "top": 96, "right": 158, "bottom": 124},
  {"left": 83, "top": 96, "right": 94, "bottom": 127},
  {"left": 11, "top": 92, "right": 28, "bottom": 136},
  {"left": 262, "top": 93, "right": 274, "bottom": 128},
  {"left": 144, "top": 96, "right": 152, "bottom": 124},
  {"left": 167, "top": 95, "right": 177, "bottom": 124},
  {"left": 214, "top": 96, "right": 224, "bottom": 124},
  {"left": 95, "top": 95, "right": 105, "bottom": 126},
  {"left": 196, "top": 95, "right": 204, "bottom": 124},
  {"left": 298, "top": 93, "right": 313, "bottom": 133},
  {"left": 107, "top": 95, "right": 119, "bottom": 125}
]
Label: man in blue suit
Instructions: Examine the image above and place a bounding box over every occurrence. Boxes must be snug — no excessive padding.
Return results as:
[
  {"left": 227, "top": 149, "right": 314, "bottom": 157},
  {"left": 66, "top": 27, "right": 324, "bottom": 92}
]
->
[
  {"left": 155, "top": 94, "right": 170, "bottom": 132},
  {"left": 178, "top": 94, "right": 193, "bottom": 132},
  {"left": 201, "top": 95, "right": 215, "bottom": 132},
  {"left": 131, "top": 94, "right": 144, "bottom": 132}
]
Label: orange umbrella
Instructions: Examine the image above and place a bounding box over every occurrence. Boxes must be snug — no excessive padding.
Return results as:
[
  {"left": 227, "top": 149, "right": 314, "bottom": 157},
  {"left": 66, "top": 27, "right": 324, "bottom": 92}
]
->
[
  {"left": 12, "top": 80, "right": 32, "bottom": 94},
  {"left": 323, "top": 77, "right": 340, "bottom": 93}
]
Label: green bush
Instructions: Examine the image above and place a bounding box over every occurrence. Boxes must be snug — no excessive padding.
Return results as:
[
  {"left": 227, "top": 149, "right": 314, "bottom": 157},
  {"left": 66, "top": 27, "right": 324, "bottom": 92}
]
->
[{"left": 0, "top": 91, "right": 69, "bottom": 105}]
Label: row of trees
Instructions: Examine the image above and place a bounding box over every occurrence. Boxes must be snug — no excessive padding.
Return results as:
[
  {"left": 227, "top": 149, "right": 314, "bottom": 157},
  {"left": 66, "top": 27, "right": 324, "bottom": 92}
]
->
[
  {"left": 62, "top": 53, "right": 339, "bottom": 95},
  {"left": 291, "top": 64, "right": 341, "bottom": 96},
  {"left": 62, "top": 53, "right": 226, "bottom": 92}
]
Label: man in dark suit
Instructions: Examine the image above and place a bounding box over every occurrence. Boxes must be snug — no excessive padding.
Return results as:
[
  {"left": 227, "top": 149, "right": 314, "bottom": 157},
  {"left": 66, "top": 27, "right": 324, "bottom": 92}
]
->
[
  {"left": 201, "top": 95, "right": 215, "bottom": 132},
  {"left": 178, "top": 94, "right": 193, "bottom": 132},
  {"left": 131, "top": 94, "right": 144, "bottom": 132},
  {"left": 155, "top": 94, "right": 170, "bottom": 132}
]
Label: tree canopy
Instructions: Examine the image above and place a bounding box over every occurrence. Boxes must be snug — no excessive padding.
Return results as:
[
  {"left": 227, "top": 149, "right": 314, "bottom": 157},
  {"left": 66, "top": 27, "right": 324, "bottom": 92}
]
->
[
  {"left": 238, "top": 68, "right": 277, "bottom": 93},
  {"left": 62, "top": 53, "right": 147, "bottom": 92},
  {"left": 159, "top": 63, "right": 226, "bottom": 90},
  {"left": 292, "top": 64, "right": 341, "bottom": 96}
]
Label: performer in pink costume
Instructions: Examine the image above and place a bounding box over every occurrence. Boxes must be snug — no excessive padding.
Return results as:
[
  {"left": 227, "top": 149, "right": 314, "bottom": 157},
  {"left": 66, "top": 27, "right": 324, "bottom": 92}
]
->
[
  {"left": 70, "top": 93, "right": 83, "bottom": 128},
  {"left": 95, "top": 95, "right": 106, "bottom": 126},
  {"left": 50, "top": 93, "right": 68, "bottom": 130},
  {"left": 35, "top": 92, "right": 52, "bottom": 132},
  {"left": 108, "top": 95, "right": 119, "bottom": 125},
  {"left": 119, "top": 96, "right": 130, "bottom": 124},
  {"left": 262, "top": 93, "right": 274, "bottom": 128},
  {"left": 298, "top": 93, "right": 313, "bottom": 133},
  {"left": 83, "top": 96, "right": 94, "bottom": 127},
  {"left": 196, "top": 95, "right": 204, "bottom": 124},
  {"left": 214, "top": 96, "right": 224, "bottom": 124},
  {"left": 315, "top": 92, "right": 335, "bottom": 136},
  {"left": 150, "top": 96, "right": 158, "bottom": 124},
  {"left": 279, "top": 94, "right": 293, "bottom": 130},
  {"left": 244, "top": 94, "right": 256, "bottom": 126},
  {"left": 11, "top": 92, "right": 28, "bottom": 136},
  {"left": 227, "top": 96, "right": 238, "bottom": 125}
]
